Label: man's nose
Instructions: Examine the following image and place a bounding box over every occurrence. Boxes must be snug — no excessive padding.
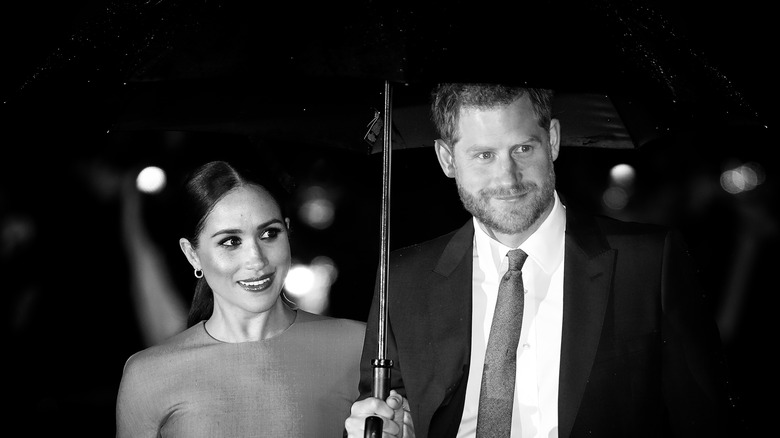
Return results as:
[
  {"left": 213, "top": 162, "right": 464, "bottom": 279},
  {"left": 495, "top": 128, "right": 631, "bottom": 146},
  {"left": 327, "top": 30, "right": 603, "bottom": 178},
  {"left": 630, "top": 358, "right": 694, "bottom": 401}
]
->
[{"left": 496, "top": 154, "right": 521, "bottom": 184}]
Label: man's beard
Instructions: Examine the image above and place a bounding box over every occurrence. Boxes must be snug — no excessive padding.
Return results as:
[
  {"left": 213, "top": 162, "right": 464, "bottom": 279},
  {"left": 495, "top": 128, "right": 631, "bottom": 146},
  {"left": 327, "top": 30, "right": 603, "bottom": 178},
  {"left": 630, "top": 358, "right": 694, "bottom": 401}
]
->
[{"left": 457, "top": 171, "right": 556, "bottom": 235}]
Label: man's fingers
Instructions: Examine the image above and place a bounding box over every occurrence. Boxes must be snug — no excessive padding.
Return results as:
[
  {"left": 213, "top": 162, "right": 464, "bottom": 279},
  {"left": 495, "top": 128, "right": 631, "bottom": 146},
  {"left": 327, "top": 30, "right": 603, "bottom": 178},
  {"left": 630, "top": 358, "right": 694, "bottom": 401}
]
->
[
  {"left": 345, "top": 397, "right": 402, "bottom": 438},
  {"left": 350, "top": 397, "right": 395, "bottom": 418},
  {"left": 345, "top": 415, "right": 401, "bottom": 437},
  {"left": 386, "top": 390, "right": 405, "bottom": 410}
]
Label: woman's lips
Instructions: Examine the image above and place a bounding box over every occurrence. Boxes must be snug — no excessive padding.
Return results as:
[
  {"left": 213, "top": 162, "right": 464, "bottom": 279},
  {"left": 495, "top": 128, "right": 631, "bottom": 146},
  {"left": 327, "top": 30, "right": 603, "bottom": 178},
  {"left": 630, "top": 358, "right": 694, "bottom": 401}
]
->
[{"left": 238, "top": 273, "right": 275, "bottom": 292}]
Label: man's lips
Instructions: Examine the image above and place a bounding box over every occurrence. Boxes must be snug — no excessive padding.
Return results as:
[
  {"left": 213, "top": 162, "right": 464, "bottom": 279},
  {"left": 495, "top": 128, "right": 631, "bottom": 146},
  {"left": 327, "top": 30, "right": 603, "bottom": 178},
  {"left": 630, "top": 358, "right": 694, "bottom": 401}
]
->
[
  {"left": 492, "top": 190, "right": 529, "bottom": 201},
  {"left": 483, "top": 185, "right": 533, "bottom": 201}
]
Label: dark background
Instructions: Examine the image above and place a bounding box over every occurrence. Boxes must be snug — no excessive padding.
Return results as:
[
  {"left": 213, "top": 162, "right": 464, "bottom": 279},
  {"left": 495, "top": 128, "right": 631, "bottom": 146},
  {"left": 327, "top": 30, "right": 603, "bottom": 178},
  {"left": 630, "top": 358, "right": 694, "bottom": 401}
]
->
[{"left": 1, "top": 1, "right": 775, "bottom": 436}]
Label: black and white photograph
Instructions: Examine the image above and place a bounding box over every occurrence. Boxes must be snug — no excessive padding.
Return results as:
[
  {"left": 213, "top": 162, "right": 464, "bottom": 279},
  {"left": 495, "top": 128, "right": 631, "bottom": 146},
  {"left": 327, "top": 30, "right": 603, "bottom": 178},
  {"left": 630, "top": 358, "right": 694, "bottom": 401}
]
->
[{"left": 2, "top": 1, "right": 774, "bottom": 436}]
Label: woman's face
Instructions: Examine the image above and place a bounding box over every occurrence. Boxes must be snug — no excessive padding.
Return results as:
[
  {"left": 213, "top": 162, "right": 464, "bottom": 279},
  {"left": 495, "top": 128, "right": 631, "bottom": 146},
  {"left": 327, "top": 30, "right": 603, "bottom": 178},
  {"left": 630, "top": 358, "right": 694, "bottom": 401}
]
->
[{"left": 186, "top": 184, "right": 291, "bottom": 318}]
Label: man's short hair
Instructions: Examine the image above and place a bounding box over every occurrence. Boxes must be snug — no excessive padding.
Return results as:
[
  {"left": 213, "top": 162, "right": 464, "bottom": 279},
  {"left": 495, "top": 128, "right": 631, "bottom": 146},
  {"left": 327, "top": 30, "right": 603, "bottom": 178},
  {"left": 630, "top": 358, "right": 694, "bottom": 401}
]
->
[{"left": 430, "top": 83, "right": 554, "bottom": 146}]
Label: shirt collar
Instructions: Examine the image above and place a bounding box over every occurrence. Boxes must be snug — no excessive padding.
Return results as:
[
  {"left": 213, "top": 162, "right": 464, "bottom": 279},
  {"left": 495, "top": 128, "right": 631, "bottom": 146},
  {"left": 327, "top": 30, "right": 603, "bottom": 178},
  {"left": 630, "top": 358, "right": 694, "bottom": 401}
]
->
[{"left": 473, "top": 191, "right": 566, "bottom": 274}]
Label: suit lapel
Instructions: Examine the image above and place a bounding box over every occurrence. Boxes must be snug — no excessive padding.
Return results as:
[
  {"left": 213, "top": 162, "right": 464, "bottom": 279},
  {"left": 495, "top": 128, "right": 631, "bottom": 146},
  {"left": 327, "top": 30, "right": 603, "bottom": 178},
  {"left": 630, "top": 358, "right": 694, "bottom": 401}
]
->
[
  {"left": 412, "top": 214, "right": 616, "bottom": 437},
  {"left": 433, "top": 220, "right": 475, "bottom": 277},
  {"left": 418, "top": 221, "right": 475, "bottom": 421},
  {"left": 558, "top": 210, "right": 616, "bottom": 438}
]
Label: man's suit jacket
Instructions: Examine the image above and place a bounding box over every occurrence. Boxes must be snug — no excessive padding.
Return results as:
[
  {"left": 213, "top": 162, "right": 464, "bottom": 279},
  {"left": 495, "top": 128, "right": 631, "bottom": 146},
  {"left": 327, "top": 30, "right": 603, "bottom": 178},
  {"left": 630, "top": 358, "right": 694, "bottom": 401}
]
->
[{"left": 357, "top": 205, "right": 737, "bottom": 437}]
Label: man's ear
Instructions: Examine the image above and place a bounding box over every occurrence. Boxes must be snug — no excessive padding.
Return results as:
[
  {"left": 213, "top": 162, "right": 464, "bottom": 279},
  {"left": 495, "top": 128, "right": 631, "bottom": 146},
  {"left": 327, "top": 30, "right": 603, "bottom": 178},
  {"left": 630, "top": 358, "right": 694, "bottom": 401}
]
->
[
  {"left": 179, "top": 238, "right": 200, "bottom": 270},
  {"left": 434, "top": 139, "right": 457, "bottom": 178},
  {"left": 549, "top": 118, "right": 561, "bottom": 161}
]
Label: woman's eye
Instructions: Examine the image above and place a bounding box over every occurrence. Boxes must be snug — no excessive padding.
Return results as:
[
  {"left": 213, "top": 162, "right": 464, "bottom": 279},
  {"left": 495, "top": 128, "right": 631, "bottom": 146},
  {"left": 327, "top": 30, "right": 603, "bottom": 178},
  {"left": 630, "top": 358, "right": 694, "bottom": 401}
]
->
[
  {"left": 261, "top": 227, "right": 283, "bottom": 240},
  {"left": 220, "top": 236, "right": 241, "bottom": 247}
]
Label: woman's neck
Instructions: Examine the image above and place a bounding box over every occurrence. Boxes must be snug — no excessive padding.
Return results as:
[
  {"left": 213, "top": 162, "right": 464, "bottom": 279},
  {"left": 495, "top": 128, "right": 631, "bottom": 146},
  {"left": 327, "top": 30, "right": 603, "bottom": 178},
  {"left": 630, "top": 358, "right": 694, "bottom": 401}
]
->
[{"left": 205, "top": 299, "right": 296, "bottom": 343}]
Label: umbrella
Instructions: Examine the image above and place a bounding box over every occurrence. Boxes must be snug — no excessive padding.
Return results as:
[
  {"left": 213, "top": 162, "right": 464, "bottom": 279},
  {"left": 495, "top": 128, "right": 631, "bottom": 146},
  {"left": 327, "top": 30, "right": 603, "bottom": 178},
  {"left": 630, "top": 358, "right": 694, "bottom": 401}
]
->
[{"left": 102, "top": 2, "right": 763, "bottom": 432}]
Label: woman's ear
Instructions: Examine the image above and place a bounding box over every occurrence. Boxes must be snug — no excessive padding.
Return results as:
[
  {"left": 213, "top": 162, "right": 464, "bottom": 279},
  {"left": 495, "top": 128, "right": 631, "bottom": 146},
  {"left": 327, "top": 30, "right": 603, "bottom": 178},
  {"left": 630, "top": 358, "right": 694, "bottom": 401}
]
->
[{"left": 179, "top": 238, "right": 200, "bottom": 270}]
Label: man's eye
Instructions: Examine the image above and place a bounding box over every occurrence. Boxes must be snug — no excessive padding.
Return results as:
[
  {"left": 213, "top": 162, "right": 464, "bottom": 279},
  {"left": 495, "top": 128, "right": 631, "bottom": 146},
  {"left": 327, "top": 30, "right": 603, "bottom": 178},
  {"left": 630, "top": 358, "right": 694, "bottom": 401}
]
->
[{"left": 476, "top": 152, "right": 493, "bottom": 160}]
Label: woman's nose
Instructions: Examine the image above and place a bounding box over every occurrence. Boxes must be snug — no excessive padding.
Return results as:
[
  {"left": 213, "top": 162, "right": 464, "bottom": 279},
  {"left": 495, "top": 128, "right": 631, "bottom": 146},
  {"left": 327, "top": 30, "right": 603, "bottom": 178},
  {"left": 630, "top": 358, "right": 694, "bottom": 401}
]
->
[{"left": 245, "top": 241, "right": 268, "bottom": 270}]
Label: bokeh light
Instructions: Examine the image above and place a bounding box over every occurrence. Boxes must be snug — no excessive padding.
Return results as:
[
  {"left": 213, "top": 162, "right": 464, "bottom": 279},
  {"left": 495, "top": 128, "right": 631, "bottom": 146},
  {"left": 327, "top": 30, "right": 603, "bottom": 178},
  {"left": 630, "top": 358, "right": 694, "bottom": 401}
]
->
[
  {"left": 602, "top": 186, "right": 630, "bottom": 210},
  {"left": 609, "top": 163, "right": 636, "bottom": 187},
  {"left": 135, "top": 166, "right": 166, "bottom": 194},
  {"left": 311, "top": 255, "right": 339, "bottom": 284},
  {"left": 298, "top": 185, "right": 335, "bottom": 230},
  {"left": 720, "top": 162, "right": 765, "bottom": 194},
  {"left": 603, "top": 163, "right": 636, "bottom": 211},
  {"left": 284, "top": 256, "right": 339, "bottom": 314},
  {"left": 285, "top": 265, "right": 316, "bottom": 296}
]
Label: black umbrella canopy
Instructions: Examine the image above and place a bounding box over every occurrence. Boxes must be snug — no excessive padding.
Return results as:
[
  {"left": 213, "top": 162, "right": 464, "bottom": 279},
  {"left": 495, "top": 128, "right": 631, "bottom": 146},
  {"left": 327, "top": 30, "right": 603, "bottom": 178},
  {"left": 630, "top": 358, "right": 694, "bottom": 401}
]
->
[
  {"left": 102, "top": 0, "right": 763, "bottom": 153},
  {"left": 3, "top": 0, "right": 765, "bottom": 139},
  {"left": 0, "top": 1, "right": 765, "bottom": 175}
]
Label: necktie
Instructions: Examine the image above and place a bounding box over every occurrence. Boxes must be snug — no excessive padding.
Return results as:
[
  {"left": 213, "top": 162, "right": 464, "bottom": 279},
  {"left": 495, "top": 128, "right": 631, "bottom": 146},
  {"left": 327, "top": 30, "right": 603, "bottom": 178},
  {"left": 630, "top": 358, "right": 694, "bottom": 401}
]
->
[{"left": 476, "top": 248, "right": 528, "bottom": 437}]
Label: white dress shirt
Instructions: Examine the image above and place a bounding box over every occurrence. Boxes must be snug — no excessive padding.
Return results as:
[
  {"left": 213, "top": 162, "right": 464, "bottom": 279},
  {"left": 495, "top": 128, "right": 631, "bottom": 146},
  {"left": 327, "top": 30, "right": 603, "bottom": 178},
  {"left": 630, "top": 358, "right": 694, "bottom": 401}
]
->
[{"left": 457, "top": 192, "right": 566, "bottom": 438}]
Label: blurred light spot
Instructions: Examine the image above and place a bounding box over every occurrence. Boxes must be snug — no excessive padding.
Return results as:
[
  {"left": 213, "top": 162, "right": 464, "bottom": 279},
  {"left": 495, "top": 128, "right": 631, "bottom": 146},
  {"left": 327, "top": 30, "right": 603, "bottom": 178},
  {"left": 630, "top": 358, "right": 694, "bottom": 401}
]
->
[
  {"left": 298, "top": 185, "right": 335, "bottom": 230},
  {"left": 312, "top": 255, "right": 339, "bottom": 284},
  {"left": 284, "top": 256, "right": 339, "bottom": 314},
  {"left": 603, "top": 186, "right": 629, "bottom": 210},
  {"left": 136, "top": 166, "right": 166, "bottom": 194},
  {"left": 1, "top": 215, "right": 36, "bottom": 257},
  {"left": 609, "top": 163, "right": 635, "bottom": 187},
  {"left": 285, "top": 264, "right": 316, "bottom": 296},
  {"left": 720, "top": 162, "right": 764, "bottom": 194}
]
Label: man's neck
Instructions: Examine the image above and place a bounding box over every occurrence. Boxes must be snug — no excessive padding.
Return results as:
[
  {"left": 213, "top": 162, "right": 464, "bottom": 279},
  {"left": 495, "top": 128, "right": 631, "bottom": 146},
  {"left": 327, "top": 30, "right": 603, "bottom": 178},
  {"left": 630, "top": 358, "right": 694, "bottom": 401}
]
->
[{"left": 477, "top": 195, "right": 557, "bottom": 248}]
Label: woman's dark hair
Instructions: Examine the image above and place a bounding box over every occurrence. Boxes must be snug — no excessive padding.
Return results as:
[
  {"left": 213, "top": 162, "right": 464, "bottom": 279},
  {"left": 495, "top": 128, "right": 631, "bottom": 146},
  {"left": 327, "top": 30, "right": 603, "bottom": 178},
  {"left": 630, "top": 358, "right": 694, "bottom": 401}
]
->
[{"left": 180, "top": 160, "right": 289, "bottom": 327}]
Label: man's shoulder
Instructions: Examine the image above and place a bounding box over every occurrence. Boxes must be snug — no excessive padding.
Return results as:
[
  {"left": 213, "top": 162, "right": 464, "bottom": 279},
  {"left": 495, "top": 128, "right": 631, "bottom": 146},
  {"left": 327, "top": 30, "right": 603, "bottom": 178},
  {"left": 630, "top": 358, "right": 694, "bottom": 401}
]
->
[
  {"left": 575, "top": 212, "right": 678, "bottom": 255},
  {"left": 391, "top": 220, "right": 471, "bottom": 259},
  {"left": 593, "top": 213, "right": 667, "bottom": 233},
  {"left": 567, "top": 205, "right": 670, "bottom": 236}
]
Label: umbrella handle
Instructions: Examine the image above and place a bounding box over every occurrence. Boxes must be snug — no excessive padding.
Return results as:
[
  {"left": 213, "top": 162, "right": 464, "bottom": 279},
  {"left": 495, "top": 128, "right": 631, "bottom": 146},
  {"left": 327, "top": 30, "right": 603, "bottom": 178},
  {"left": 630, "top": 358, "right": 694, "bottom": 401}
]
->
[
  {"left": 364, "top": 416, "right": 383, "bottom": 438},
  {"left": 365, "top": 359, "right": 393, "bottom": 437}
]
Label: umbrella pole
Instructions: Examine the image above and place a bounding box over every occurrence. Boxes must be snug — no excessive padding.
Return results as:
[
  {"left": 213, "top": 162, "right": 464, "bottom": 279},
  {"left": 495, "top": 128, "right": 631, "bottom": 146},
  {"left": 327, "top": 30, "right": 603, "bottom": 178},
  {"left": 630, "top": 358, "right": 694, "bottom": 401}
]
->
[{"left": 365, "top": 80, "right": 394, "bottom": 437}]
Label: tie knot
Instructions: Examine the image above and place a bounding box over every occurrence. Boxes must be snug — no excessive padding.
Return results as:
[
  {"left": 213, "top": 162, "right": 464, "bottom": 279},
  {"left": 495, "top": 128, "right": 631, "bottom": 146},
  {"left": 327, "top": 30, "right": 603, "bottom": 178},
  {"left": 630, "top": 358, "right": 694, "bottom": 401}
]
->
[{"left": 507, "top": 249, "right": 528, "bottom": 272}]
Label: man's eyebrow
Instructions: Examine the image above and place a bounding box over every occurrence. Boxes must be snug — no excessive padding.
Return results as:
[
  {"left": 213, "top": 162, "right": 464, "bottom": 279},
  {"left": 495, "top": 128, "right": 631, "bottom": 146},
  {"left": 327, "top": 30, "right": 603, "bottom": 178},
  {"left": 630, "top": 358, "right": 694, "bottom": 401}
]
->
[{"left": 463, "top": 135, "right": 543, "bottom": 151}]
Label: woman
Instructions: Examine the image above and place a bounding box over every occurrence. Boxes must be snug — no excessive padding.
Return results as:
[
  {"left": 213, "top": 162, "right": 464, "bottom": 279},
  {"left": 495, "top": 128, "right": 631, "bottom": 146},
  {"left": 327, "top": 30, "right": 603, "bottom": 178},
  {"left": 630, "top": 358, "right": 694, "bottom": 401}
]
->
[{"left": 116, "top": 160, "right": 366, "bottom": 437}]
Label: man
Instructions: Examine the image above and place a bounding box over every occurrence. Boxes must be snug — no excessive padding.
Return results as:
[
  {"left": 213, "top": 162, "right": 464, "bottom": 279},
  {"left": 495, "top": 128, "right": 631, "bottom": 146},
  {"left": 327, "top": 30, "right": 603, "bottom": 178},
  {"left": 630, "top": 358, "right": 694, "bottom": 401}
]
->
[{"left": 345, "top": 83, "right": 736, "bottom": 437}]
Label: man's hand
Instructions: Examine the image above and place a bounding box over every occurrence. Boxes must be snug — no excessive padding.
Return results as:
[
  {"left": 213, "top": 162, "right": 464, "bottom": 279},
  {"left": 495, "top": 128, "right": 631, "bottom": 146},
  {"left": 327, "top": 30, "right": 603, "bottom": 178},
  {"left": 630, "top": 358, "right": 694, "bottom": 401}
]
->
[{"left": 345, "top": 390, "right": 415, "bottom": 438}]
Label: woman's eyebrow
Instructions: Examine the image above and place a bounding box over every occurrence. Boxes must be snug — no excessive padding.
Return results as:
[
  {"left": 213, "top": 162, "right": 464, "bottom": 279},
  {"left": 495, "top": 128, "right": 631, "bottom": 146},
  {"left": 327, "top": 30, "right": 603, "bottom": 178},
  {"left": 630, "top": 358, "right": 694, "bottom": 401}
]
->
[{"left": 210, "top": 219, "right": 284, "bottom": 238}]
